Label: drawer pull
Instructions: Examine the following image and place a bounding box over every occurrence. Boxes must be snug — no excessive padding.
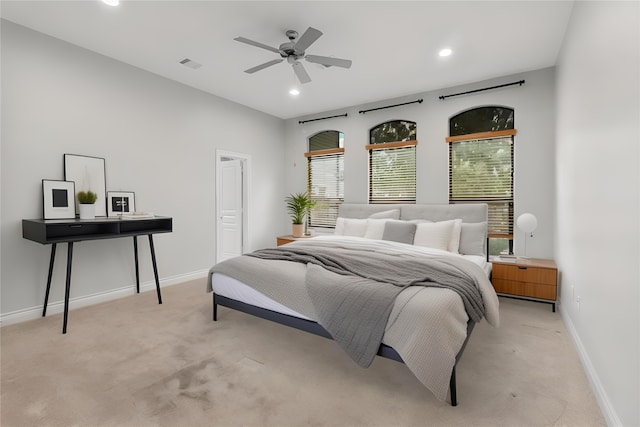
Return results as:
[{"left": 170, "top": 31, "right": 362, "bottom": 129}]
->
[
  {"left": 518, "top": 266, "right": 527, "bottom": 270},
  {"left": 69, "top": 225, "right": 83, "bottom": 228}
]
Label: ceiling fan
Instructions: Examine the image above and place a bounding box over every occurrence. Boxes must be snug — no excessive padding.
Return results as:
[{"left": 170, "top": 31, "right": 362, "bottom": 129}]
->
[{"left": 234, "top": 27, "right": 352, "bottom": 84}]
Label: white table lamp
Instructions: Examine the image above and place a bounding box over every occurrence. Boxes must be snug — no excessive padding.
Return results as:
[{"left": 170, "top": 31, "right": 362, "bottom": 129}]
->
[{"left": 516, "top": 213, "right": 538, "bottom": 257}]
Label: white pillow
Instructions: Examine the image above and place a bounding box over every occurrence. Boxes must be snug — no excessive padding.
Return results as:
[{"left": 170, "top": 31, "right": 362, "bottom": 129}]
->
[
  {"left": 364, "top": 218, "right": 389, "bottom": 240},
  {"left": 413, "top": 221, "right": 455, "bottom": 251},
  {"left": 334, "top": 217, "right": 345, "bottom": 235},
  {"left": 368, "top": 209, "right": 401, "bottom": 220},
  {"left": 341, "top": 218, "right": 369, "bottom": 237},
  {"left": 446, "top": 219, "right": 463, "bottom": 253}
]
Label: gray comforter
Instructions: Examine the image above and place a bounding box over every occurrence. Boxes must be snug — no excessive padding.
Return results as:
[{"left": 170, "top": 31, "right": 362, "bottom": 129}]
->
[
  {"left": 245, "top": 245, "right": 485, "bottom": 367},
  {"left": 207, "top": 236, "right": 500, "bottom": 400}
]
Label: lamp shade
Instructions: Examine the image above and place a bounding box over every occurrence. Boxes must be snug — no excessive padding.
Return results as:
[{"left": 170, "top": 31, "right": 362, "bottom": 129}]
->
[{"left": 516, "top": 213, "right": 538, "bottom": 233}]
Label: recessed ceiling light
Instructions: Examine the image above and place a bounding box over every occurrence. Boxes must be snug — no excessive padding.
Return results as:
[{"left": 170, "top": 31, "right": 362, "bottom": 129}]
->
[
  {"left": 102, "top": 0, "right": 120, "bottom": 6},
  {"left": 439, "top": 48, "right": 453, "bottom": 57},
  {"left": 289, "top": 88, "right": 300, "bottom": 96}
]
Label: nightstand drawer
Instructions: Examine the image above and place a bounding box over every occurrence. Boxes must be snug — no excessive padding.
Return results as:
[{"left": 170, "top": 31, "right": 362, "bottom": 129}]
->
[
  {"left": 491, "top": 258, "right": 558, "bottom": 311},
  {"left": 492, "top": 278, "right": 557, "bottom": 300},
  {"left": 492, "top": 263, "right": 556, "bottom": 285}
]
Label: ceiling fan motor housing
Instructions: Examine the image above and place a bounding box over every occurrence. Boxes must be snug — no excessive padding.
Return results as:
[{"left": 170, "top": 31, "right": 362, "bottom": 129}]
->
[
  {"left": 279, "top": 30, "right": 304, "bottom": 59},
  {"left": 235, "top": 26, "right": 352, "bottom": 84}
]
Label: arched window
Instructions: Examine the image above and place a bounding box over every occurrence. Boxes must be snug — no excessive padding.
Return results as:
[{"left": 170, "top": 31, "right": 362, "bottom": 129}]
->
[
  {"left": 306, "top": 130, "right": 344, "bottom": 228},
  {"left": 447, "top": 107, "right": 515, "bottom": 255},
  {"left": 449, "top": 106, "right": 514, "bottom": 136},
  {"left": 367, "top": 120, "right": 417, "bottom": 204}
]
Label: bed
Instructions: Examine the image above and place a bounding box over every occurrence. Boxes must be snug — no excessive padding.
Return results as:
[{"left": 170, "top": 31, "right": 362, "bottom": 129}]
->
[{"left": 207, "top": 203, "right": 499, "bottom": 405}]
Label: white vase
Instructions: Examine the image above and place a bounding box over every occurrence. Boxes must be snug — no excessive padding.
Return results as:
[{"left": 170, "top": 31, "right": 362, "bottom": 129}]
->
[
  {"left": 79, "top": 204, "right": 96, "bottom": 220},
  {"left": 292, "top": 223, "right": 304, "bottom": 238}
]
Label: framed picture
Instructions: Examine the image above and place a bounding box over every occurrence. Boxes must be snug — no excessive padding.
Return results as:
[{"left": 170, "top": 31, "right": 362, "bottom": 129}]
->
[
  {"left": 42, "top": 179, "right": 76, "bottom": 219},
  {"left": 107, "top": 191, "right": 135, "bottom": 217},
  {"left": 64, "top": 154, "right": 107, "bottom": 217}
]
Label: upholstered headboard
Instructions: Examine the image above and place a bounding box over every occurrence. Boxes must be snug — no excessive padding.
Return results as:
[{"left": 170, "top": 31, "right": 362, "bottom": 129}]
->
[{"left": 337, "top": 203, "right": 489, "bottom": 258}]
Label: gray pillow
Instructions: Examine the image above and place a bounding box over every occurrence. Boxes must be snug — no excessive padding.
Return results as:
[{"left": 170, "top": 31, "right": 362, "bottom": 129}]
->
[
  {"left": 382, "top": 220, "right": 417, "bottom": 244},
  {"left": 459, "top": 222, "right": 487, "bottom": 255}
]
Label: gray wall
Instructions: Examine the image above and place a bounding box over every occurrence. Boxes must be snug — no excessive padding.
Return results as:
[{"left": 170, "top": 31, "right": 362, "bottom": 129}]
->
[
  {"left": 284, "top": 67, "right": 556, "bottom": 258},
  {"left": 555, "top": 2, "right": 639, "bottom": 426},
  {"left": 1, "top": 21, "right": 286, "bottom": 318}
]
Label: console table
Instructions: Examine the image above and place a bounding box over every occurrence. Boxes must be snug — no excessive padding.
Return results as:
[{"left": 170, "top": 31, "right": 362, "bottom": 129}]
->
[{"left": 22, "top": 216, "right": 173, "bottom": 333}]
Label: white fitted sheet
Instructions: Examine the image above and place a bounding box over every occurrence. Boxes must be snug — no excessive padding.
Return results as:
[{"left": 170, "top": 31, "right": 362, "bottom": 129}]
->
[
  {"left": 211, "top": 253, "right": 490, "bottom": 321},
  {"left": 213, "top": 272, "right": 313, "bottom": 320}
]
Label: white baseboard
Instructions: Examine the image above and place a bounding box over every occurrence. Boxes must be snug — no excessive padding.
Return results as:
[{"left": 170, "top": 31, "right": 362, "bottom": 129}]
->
[
  {"left": 0, "top": 269, "right": 209, "bottom": 327},
  {"left": 560, "top": 306, "right": 621, "bottom": 427}
]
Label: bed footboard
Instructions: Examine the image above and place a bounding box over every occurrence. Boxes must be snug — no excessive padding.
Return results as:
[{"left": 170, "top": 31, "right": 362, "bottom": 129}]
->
[{"left": 213, "top": 292, "right": 474, "bottom": 405}]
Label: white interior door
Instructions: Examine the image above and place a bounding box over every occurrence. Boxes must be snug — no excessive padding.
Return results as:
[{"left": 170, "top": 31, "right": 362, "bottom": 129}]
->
[{"left": 218, "top": 158, "right": 243, "bottom": 262}]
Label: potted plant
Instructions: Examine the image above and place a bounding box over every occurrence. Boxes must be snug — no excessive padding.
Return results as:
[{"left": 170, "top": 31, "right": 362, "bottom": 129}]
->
[
  {"left": 77, "top": 190, "right": 98, "bottom": 220},
  {"left": 285, "top": 192, "right": 316, "bottom": 237}
]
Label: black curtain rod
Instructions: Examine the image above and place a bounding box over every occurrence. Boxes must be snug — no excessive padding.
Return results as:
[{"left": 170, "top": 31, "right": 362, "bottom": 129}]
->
[
  {"left": 298, "top": 113, "right": 348, "bottom": 124},
  {"left": 439, "top": 80, "right": 525, "bottom": 100},
  {"left": 359, "top": 99, "right": 423, "bottom": 114}
]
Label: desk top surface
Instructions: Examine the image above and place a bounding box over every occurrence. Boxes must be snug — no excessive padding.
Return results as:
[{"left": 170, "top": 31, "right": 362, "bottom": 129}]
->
[
  {"left": 23, "top": 215, "right": 171, "bottom": 225},
  {"left": 22, "top": 216, "right": 172, "bottom": 244}
]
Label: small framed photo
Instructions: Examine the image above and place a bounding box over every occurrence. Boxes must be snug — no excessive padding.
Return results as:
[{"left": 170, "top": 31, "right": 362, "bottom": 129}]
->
[
  {"left": 107, "top": 191, "right": 135, "bottom": 217},
  {"left": 42, "top": 179, "right": 76, "bottom": 219}
]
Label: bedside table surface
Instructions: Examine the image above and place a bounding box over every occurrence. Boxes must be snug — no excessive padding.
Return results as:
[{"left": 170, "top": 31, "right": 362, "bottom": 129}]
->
[
  {"left": 276, "top": 235, "right": 315, "bottom": 246},
  {"left": 492, "top": 257, "right": 557, "bottom": 269}
]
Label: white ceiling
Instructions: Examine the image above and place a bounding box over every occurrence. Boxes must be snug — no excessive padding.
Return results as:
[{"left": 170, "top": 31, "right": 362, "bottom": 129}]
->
[{"left": 1, "top": 1, "right": 574, "bottom": 119}]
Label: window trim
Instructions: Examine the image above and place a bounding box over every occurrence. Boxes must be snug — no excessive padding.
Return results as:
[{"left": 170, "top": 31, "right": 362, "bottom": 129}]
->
[
  {"left": 445, "top": 129, "right": 516, "bottom": 143},
  {"left": 365, "top": 140, "right": 418, "bottom": 151},
  {"left": 305, "top": 147, "right": 345, "bottom": 157}
]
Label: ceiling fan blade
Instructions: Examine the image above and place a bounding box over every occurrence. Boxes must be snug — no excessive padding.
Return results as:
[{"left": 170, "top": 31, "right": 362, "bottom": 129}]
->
[
  {"left": 244, "top": 59, "right": 283, "bottom": 74},
  {"left": 291, "top": 61, "right": 311, "bottom": 84},
  {"left": 234, "top": 36, "right": 281, "bottom": 54},
  {"left": 293, "top": 27, "right": 323, "bottom": 52},
  {"left": 305, "top": 55, "right": 352, "bottom": 69}
]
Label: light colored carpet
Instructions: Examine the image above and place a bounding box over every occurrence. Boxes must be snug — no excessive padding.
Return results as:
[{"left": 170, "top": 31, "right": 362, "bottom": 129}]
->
[{"left": 1, "top": 278, "right": 605, "bottom": 427}]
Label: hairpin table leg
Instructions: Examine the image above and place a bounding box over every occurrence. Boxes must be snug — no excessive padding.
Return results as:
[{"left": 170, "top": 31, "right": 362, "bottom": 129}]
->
[
  {"left": 148, "top": 235, "right": 162, "bottom": 304},
  {"left": 43, "top": 243, "right": 57, "bottom": 317},
  {"left": 133, "top": 236, "right": 140, "bottom": 293},
  {"left": 62, "top": 242, "right": 73, "bottom": 334}
]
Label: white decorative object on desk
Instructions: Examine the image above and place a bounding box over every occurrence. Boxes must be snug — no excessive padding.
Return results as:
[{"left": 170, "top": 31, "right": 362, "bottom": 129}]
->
[
  {"left": 77, "top": 190, "right": 98, "bottom": 220},
  {"left": 78, "top": 204, "right": 96, "bottom": 220},
  {"left": 516, "top": 213, "right": 538, "bottom": 257},
  {"left": 121, "top": 212, "right": 155, "bottom": 220}
]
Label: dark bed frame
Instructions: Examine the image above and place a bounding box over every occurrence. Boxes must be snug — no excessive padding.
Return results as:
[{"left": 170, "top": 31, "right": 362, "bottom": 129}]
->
[{"left": 212, "top": 292, "right": 476, "bottom": 406}]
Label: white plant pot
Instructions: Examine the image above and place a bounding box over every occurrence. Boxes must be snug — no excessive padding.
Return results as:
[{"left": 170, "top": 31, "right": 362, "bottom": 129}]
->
[
  {"left": 292, "top": 223, "right": 304, "bottom": 238},
  {"left": 79, "top": 204, "right": 96, "bottom": 220}
]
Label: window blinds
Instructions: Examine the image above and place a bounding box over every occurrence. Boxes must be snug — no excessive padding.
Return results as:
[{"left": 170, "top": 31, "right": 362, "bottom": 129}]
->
[
  {"left": 369, "top": 144, "right": 416, "bottom": 204},
  {"left": 307, "top": 153, "right": 344, "bottom": 228},
  {"left": 449, "top": 136, "right": 514, "bottom": 237}
]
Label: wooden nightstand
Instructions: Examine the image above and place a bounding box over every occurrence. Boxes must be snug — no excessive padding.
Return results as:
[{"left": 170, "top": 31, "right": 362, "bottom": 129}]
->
[
  {"left": 276, "top": 235, "right": 314, "bottom": 246},
  {"left": 491, "top": 258, "right": 558, "bottom": 312}
]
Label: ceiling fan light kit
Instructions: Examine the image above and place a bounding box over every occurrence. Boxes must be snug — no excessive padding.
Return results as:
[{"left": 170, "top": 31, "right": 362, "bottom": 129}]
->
[{"left": 234, "top": 27, "right": 352, "bottom": 84}]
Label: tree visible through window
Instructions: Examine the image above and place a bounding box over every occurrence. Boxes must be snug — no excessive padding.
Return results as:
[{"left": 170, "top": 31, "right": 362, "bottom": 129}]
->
[
  {"left": 306, "top": 131, "right": 344, "bottom": 228},
  {"left": 448, "top": 107, "right": 515, "bottom": 256},
  {"left": 368, "top": 120, "right": 417, "bottom": 204}
]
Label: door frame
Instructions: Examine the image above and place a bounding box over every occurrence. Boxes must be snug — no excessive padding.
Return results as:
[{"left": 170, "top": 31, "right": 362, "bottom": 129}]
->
[{"left": 215, "top": 149, "right": 251, "bottom": 263}]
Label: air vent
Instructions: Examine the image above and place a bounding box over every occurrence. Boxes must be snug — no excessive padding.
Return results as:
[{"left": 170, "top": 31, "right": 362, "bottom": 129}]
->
[{"left": 179, "top": 58, "right": 203, "bottom": 70}]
